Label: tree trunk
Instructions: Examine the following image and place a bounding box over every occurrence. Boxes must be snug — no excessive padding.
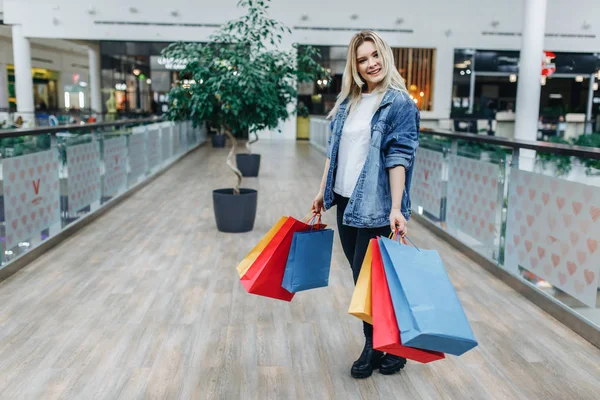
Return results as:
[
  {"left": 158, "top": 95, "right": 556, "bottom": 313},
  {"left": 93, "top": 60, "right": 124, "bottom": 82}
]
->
[
  {"left": 246, "top": 131, "right": 259, "bottom": 154},
  {"left": 223, "top": 126, "right": 243, "bottom": 194}
]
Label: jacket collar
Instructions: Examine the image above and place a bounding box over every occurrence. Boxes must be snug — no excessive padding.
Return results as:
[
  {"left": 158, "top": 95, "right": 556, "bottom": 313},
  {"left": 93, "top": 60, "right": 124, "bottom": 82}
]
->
[
  {"left": 379, "top": 88, "right": 398, "bottom": 108},
  {"left": 338, "top": 88, "right": 398, "bottom": 115}
]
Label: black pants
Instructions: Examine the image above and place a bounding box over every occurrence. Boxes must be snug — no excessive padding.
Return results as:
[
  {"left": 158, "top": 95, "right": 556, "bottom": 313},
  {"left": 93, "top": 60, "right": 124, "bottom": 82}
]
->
[{"left": 335, "top": 193, "right": 391, "bottom": 339}]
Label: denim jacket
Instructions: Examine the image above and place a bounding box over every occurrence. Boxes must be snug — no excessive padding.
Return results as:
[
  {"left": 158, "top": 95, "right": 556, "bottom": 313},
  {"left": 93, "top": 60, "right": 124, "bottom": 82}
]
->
[{"left": 323, "top": 88, "right": 420, "bottom": 228}]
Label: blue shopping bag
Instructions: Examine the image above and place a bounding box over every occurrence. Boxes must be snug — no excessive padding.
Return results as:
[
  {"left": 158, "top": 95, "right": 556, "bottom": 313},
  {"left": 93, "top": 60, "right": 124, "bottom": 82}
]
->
[
  {"left": 378, "top": 236, "right": 478, "bottom": 356},
  {"left": 281, "top": 229, "right": 334, "bottom": 292}
]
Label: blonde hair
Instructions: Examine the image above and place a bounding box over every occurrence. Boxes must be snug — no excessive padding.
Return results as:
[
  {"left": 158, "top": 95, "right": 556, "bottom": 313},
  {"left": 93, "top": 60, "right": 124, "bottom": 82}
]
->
[{"left": 327, "top": 30, "right": 408, "bottom": 119}]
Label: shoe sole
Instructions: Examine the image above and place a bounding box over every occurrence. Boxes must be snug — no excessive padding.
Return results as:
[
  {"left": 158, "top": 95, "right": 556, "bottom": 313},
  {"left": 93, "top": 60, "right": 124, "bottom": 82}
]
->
[
  {"left": 351, "top": 371, "right": 373, "bottom": 379},
  {"left": 350, "top": 357, "right": 383, "bottom": 379},
  {"left": 379, "top": 361, "right": 406, "bottom": 375}
]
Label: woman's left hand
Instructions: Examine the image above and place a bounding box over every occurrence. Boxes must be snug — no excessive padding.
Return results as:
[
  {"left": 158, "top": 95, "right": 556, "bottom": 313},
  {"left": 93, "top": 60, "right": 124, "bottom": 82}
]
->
[{"left": 389, "top": 210, "right": 408, "bottom": 237}]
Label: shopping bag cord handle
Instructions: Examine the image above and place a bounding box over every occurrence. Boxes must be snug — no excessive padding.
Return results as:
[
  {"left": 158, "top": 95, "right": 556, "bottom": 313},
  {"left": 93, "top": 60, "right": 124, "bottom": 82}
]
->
[
  {"left": 403, "top": 235, "right": 421, "bottom": 251},
  {"left": 306, "top": 212, "right": 322, "bottom": 231},
  {"left": 391, "top": 230, "right": 420, "bottom": 251}
]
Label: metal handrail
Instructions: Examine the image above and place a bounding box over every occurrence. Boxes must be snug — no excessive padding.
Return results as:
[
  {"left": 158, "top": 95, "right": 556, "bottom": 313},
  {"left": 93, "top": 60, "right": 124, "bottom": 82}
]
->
[
  {"left": 421, "top": 128, "right": 600, "bottom": 160},
  {"left": 0, "top": 116, "right": 165, "bottom": 139},
  {"left": 309, "top": 115, "right": 600, "bottom": 160}
]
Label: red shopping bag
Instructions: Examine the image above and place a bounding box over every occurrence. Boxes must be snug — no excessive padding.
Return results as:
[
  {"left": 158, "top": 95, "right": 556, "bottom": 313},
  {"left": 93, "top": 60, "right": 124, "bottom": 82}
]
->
[
  {"left": 371, "top": 239, "right": 445, "bottom": 363},
  {"left": 240, "top": 214, "right": 325, "bottom": 301}
]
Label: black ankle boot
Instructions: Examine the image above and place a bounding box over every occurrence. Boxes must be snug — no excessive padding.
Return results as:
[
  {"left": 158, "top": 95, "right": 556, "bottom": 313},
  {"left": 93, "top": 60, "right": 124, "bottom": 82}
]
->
[
  {"left": 379, "top": 353, "right": 407, "bottom": 375},
  {"left": 351, "top": 337, "right": 384, "bottom": 379}
]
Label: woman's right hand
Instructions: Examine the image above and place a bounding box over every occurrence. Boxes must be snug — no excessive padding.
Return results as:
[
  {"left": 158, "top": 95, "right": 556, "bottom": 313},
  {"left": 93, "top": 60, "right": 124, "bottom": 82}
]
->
[{"left": 312, "top": 191, "right": 325, "bottom": 213}]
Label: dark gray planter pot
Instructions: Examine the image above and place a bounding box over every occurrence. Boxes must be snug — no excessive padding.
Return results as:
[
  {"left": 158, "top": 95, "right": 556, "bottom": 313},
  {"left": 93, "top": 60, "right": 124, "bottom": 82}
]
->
[
  {"left": 236, "top": 154, "right": 261, "bottom": 177},
  {"left": 213, "top": 188, "right": 258, "bottom": 233},
  {"left": 212, "top": 134, "right": 226, "bottom": 148}
]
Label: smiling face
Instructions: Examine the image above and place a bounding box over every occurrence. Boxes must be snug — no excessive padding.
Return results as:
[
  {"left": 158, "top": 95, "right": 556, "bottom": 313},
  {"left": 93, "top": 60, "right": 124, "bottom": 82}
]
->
[{"left": 356, "top": 40, "right": 383, "bottom": 92}]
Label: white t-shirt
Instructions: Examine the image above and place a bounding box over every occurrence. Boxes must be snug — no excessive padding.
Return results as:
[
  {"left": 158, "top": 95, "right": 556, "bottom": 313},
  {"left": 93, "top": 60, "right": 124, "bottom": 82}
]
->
[{"left": 333, "top": 92, "right": 380, "bottom": 197}]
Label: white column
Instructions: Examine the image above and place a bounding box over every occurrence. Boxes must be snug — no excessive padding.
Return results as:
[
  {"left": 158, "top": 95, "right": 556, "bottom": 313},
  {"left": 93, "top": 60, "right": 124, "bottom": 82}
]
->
[
  {"left": 432, "top": 46, "right": 455, "bottom": 119},
  {"left": 515, "top": 0, "right": 547, "bottom": 142},
  {"left": 88, "top": 46, "right": 102, "bottom": 117},
  {"left": 0, "top": 64, "right": 8, "bottom": 109},
  {"left": 586, "top": 73, "right": 595, "bottom": 132},
  {"left": 0, "top": 64, "right": 9, "bottom": 126},
  {"left": 12, "top": 25, "right": 35, "bottom": 123},
  {"left": 57, "top": 72, "right": 66, "bottom": 109},
  {"left": 514, "top": 0, "right": 547, "bottom": 170}
]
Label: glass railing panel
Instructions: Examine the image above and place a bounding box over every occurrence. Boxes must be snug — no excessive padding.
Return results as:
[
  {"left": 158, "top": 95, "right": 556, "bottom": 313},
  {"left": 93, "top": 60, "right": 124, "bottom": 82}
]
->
[
  {"left": 173, "top": 123, "right": 181, "bottom": 157},
  {"left": 160, "top": 122, "right": 175, "bottom": 165},
  {"left": 446, "top": 153, "right": 505, "bottom": 261},
  {"left": 147, "top": 124, "right": 162, "bottom": 175},
  {"left": 410, "top": 144, "right": 449, "bottom": 224},
  {"left": 101, "top": 133, "right": 128, "bottom": 204},
  {"left": 129, "top": 125, "right": 149, "bottom": 187},
  {"left": 504, "top": 155, "right": 600, "bottom": 327},
  {"left": 59, "top": 133, "right": 102, "bottom": 226},
  {"left": 308, "top": 117, "right": 330, "bottom": 155},
  {"left": 0, "top": 120, "right": 205, "bottom": 270},
  {"left": 1, "top": 145, "right": 62, "bottom": 262}
]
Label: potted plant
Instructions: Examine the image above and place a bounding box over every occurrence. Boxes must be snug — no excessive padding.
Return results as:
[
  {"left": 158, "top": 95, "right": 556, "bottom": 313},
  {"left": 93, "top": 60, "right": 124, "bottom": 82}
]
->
[
  {"left": 209, "top": 120, "right": 227, "bottom": 148},
  {"left": 162, "top": 0, "right": 326, "bottom": 232}
]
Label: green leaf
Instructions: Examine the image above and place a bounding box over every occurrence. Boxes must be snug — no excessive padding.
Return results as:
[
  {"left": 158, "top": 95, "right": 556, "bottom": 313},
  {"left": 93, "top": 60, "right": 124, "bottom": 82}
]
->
[{"left": 162, "top": 0, "right": 324, "bottom": 140}]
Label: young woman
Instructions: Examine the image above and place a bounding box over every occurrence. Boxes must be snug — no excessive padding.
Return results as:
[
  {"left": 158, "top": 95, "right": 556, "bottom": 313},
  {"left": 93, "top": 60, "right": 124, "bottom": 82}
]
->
[{"left": 312, "top": 31, "right": 420, "bottom": 379}]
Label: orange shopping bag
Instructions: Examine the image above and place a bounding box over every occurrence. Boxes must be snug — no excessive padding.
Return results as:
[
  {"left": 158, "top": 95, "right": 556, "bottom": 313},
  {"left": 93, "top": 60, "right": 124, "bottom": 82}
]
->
[
  {"left": 238, "top": 213, "right": 326, "bottom": 301},
  {"left": 348, "top": 241, "right": 373, "bottom": 324},
  {"left": 237, "top": 217, "right": 288, "bottom": 277}
]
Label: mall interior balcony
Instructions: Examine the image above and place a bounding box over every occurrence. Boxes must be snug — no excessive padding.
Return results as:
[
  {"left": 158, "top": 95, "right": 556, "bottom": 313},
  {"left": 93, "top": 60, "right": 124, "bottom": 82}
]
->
[{"left": 0, "top": 0, "right": 599, "bottom": 398}]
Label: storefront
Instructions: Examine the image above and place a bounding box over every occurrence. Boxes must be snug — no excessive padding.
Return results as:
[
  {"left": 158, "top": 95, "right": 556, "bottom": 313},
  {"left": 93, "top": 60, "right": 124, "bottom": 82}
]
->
[
  {"left": 99, "top": 41, "right": 176, "bottom": 115},
  {"left": 452, "top": 49, "right": 600, "bottom": 125},
  {"left": 7, "top": 66, "right": 59, "bottom": 110},
  {"left": 63, "top": 72, "right": 89, "bottom": 111}
]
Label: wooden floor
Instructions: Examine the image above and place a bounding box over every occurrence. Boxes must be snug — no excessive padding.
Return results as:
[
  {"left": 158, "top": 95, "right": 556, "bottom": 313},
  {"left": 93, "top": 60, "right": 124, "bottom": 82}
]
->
[{"left": 1, "top": 141, "right": 599, "bottom": 400}]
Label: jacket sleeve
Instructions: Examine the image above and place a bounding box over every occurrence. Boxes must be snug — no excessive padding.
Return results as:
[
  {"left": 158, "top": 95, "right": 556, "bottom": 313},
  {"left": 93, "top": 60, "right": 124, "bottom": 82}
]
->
[
  {"left": 326, "top": 119, "right": 335, "bottom": 159},
  {"left": 381, "top": 99, "right": 420, "bottom": 170}
]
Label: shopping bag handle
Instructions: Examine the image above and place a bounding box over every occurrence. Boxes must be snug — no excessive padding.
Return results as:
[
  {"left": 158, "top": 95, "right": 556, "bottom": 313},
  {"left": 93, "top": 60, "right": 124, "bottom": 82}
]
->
[
  {"left": 389, "top": 230, "right": 421, "bottom": 252},
  {"left": 302, "top": 211, "right": 320, "bottom": 223},
  {"left": 305, "top": 211, "right": 323, "bottom": 231}
]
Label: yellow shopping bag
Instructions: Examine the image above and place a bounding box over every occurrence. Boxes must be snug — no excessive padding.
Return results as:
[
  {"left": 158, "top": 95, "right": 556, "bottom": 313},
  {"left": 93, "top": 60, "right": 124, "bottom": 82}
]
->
[
  {"left": 348, "top": 241, "right": 373, "bottom": 325},
  {"left": 236, "top": 217, "right": 289, "bottom": 277}
]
